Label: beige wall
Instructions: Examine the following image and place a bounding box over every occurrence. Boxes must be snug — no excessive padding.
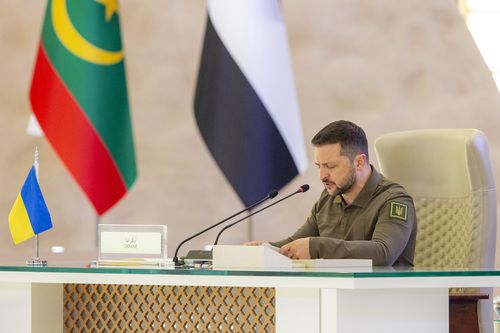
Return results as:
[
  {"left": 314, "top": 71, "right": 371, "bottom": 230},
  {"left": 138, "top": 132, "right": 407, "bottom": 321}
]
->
[{"left": 0, "top": 0, "right": 500, "bottom": 266}]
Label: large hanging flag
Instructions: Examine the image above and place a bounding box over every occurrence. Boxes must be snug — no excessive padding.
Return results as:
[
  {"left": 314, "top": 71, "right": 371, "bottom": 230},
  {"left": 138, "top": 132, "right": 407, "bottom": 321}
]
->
[
  {"left": 29, "top": 0, "right": 137, "bottom": 215},
  {"left": 9, "top": 167, "right": 53, "bottom": 245},
  {"left": 194, "top": 0, "right": 307, "bottom": 206}
]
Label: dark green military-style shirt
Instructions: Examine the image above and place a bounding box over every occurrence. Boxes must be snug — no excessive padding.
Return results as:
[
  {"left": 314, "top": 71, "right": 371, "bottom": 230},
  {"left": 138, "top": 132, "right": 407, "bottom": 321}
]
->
[{"left": 271, "top": 167, "right": 417, "bottom": 266}]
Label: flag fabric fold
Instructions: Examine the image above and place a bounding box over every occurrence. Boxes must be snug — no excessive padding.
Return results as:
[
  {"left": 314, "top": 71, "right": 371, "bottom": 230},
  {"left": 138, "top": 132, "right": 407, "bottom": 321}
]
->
[
  {"left": 194, "top": 0, "right": 307, "bottom": 206},
  {"left": 29, "top": 0, "right": 136, "bottom": 215},
  {"left": 9, "top": 167, "right": 53, "bottom": 245}
]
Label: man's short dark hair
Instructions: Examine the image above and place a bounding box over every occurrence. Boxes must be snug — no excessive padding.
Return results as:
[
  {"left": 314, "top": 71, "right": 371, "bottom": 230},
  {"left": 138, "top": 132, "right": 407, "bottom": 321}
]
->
[{"left": 311, "top": 120, "right": 369, "bottom": 161}]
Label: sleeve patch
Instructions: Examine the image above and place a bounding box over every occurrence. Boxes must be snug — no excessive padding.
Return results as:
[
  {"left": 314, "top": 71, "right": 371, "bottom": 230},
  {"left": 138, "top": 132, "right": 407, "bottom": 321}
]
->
[{"left": 389, "top": 202, "right": 408, "bottom": 222}]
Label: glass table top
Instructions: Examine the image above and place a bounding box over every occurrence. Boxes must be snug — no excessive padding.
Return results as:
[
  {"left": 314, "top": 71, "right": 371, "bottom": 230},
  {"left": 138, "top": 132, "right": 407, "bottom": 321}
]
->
[{"left": 0, "top": 260, "right": 498, "bottom": 278}]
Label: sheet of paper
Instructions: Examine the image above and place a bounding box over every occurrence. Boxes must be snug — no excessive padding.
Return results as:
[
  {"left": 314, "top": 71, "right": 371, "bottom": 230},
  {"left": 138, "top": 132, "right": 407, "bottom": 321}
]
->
[{"left": 293, "top": 259, "right": 372, "bottom": 268}]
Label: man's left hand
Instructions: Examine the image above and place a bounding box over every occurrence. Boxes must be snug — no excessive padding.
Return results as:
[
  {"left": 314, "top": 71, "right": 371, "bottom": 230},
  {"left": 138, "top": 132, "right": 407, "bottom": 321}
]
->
[{"left": 279, "top": 238, "right": 311, "bottom": 259}]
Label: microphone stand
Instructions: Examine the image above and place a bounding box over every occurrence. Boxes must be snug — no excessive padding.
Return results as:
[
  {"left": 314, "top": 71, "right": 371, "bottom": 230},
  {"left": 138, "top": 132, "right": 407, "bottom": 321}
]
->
[
  {"left": 213, "top": 185, "right": 310, "bottom": 245},
  {"left": 172, "top": 190, "right": 278, "bottom": 266}
]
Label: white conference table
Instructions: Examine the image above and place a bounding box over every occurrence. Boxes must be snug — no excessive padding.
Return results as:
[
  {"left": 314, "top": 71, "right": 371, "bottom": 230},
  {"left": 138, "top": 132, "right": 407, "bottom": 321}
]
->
[{"left": 0, "top": 262, "right": 498, "bottom": 333}]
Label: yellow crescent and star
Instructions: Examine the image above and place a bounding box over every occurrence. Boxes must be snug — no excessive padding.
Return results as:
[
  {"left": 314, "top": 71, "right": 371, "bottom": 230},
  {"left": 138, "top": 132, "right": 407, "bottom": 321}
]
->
[{"left": 51, "top": 0, "right": 123, "bottom": 66}]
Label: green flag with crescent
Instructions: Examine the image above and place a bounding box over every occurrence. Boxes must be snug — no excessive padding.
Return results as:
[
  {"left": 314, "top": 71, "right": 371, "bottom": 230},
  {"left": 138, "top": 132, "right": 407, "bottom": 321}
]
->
[{"left": 30, "top": 0, "right": 137, "bottom": 215}]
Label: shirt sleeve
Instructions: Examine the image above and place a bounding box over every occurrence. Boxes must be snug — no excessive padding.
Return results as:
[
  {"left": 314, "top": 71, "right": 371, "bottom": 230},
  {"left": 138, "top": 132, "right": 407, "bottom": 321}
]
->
[
  {"left": 309, "top": 195, "right": 416, "bottom": 266},
  {"left": 269, "top": 199, "right": 322, "bottom": 248},
  {"left": 270, "top": 217, "right": 319, "bottom": 248}
]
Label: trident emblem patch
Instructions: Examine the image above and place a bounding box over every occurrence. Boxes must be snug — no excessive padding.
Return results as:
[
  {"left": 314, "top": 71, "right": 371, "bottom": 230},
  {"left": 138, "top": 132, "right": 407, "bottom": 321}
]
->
[{"left": 389, "top": 202, "right": 408, "bottom": 221}]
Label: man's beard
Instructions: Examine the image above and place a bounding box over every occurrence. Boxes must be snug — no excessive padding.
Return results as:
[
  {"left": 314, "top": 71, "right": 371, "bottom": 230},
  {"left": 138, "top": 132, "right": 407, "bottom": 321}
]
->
[{"left": 332, "top": 166, "right": 356, "bottom": 196}]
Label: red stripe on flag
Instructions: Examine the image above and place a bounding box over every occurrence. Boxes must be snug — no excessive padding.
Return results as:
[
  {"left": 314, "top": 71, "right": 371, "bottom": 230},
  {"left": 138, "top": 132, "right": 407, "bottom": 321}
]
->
[{"left": 29, "top": 44, "right": 128, "bottom": 215}]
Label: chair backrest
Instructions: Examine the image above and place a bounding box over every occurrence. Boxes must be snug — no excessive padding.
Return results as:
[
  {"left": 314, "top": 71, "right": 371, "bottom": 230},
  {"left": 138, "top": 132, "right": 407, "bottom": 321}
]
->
[{"left": 374, "top": 129, "right": 496, "bottom": 269}]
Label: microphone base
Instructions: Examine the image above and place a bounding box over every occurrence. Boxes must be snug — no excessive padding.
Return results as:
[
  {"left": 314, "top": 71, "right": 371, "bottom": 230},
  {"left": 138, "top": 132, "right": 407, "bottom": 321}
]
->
[
  {"left": 173, "top": 258, "right": 185, "bottom": 267},
  {"left": 184, "top": 250, "right": 213, "bottom": 261},
  {"left": 173, "top": 250, "right": 212, "bottom": 268}
]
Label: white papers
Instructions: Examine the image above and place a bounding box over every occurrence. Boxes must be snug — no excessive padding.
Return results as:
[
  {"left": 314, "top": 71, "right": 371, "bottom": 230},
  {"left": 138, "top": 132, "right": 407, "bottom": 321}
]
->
[
  {"left": 262, "top": 242, "right": 280, "bottom": 252},
  {"left": 212, "top": 245, "right": 292, "bottom": 269},
  {"left": 293, "top": 259, "right": 372, "bottom": 268},
  {"left": 262, "top": 242, "right": 372, "bottom": 268},
  {"left": 93, "top": 258, "right": 174, "bottom": 268}
]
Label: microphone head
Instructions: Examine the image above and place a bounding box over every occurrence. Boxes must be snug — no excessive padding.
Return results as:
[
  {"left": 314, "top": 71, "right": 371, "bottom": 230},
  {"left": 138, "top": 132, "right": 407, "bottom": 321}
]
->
[
  {"left": 268, "top": 190, "right": 279, "bottom": 199},
  {"left": 298, "top": 184, "right": 310, "bottom": 193}
]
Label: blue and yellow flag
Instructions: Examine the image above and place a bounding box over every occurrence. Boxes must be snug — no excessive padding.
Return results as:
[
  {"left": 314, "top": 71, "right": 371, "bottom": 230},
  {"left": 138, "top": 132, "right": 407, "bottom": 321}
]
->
[{"left": 8, "top": 167, "right": 52, "bottom": 244}]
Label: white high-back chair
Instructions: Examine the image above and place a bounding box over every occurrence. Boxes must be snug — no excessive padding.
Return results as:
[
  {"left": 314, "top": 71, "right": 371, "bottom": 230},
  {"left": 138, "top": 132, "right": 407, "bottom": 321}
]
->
[{"left": 375, "top": 129, "right": 496, "bottom": 333}]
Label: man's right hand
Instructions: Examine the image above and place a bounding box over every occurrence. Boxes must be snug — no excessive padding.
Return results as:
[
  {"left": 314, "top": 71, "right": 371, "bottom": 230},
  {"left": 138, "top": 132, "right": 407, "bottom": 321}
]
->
[{"left": 279, "top": 238, "right": 311, "bottom": 259}]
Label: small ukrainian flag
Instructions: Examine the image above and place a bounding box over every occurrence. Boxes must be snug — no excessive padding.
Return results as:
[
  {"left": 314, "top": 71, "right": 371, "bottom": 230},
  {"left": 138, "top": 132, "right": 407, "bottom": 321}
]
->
[{"left": 8, "top": 166, "right": 52, "bottom": 244}]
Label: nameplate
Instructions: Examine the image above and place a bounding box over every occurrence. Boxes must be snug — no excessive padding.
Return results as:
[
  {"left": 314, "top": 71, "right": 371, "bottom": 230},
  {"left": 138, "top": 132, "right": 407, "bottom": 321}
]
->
[{"left": 98, "top": 224, "right": 167, "bottom": 260}]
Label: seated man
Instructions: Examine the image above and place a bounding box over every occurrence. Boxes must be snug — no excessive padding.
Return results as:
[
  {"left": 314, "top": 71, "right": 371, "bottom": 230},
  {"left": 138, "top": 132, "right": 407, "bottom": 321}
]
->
[{"left": 247, "top": 120, "right": 417, "bottom": 266}]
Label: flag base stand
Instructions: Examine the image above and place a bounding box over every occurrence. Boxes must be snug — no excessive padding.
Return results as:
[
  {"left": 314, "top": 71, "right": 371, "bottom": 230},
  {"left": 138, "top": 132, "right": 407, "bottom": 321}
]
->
[
  {"left": 26, "top": 235, "right": 48, "bottom": 267},
  {"left": 26, "top": 259, "right": 48, "bottom": 267}
]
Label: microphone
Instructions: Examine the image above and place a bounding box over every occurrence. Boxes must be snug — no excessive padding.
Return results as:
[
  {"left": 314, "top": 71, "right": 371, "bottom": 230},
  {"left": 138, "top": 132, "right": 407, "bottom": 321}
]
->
[
  {"left": 172, "top": 189, "right": 278, "bottom": 266},
  {"left": 213, "top": 184, "right": 310, "bottom": 246}
]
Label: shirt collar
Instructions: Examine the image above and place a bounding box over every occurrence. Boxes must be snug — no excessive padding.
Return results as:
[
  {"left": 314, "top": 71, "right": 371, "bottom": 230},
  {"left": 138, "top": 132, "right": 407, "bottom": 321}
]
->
[{"left": 333, "top": 165, "right": 380, "bottom": 207}]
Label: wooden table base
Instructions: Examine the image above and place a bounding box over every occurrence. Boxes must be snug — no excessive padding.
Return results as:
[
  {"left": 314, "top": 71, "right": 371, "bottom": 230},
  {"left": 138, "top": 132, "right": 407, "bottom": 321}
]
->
[{"left": 449, "top": 293, "right": 489, "bottom": 333}]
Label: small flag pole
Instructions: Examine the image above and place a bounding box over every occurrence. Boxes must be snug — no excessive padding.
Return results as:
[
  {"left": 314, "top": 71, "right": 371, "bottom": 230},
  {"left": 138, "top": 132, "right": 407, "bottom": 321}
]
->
[{"left": 27, "top": 147, "right": 48, "bottom": 267}]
